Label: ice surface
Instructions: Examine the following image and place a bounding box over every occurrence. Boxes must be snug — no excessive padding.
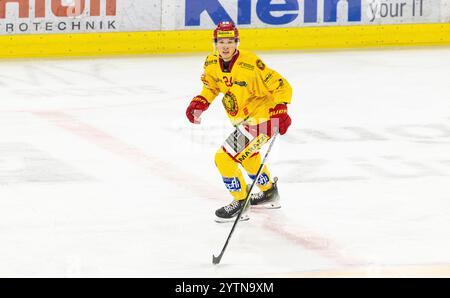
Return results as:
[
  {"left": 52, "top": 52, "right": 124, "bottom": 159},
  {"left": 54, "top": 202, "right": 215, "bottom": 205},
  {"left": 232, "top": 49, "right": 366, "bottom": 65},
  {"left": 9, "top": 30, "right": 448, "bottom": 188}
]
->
[{"left": 0, "top": 48, "right": 449, "bottom": 277}]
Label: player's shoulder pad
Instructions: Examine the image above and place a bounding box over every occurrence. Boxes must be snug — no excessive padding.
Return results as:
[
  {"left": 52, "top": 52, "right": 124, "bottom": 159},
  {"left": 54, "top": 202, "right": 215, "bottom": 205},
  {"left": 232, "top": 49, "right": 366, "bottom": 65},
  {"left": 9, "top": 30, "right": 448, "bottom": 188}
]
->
[
  {"left": 203, "top": 53, "right": 219, "bottom": 68},
  {"left": 236, "top": 50, "right": 266, "bottom": 72}
]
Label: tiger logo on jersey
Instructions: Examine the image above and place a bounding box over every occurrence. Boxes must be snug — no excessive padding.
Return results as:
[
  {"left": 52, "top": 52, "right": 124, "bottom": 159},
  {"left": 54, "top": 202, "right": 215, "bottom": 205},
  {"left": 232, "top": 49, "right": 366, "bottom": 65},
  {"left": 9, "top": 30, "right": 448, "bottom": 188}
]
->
[{"left": 222, "top": 92, "right": 239, "bottom": 116}]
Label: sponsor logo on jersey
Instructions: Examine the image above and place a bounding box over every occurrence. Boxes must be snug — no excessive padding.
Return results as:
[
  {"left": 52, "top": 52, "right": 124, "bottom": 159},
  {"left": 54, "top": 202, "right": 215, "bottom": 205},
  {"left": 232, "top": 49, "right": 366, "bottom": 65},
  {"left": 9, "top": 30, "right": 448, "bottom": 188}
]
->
[
  {"left": 201, "top": 73, "right": 209, "bottom": 87},
  {"left": 204, "top": 59, "right": 218, "bottom": 67},
  {"left": 237, "top": 62, "right": 254, "bottom": 71},
  {"left": 276, "top": 79, "right": 285, "bottom": 89},
  {"left": 264, "top": 73, "right": 273, "bottom": 83},
  {"left": 256, "top": 59, "right": 266, "bottom": 71},
  {"left": 222, "top": 92, "right": 239, "bottom": 116},
  {"left": 233, "top": 80, "right": 247, "bottom": 87}
]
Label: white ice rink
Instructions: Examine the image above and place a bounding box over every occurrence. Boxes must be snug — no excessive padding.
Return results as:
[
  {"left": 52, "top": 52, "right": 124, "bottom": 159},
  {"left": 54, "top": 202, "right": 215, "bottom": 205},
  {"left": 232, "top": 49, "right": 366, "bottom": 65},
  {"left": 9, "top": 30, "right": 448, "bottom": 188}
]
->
[{"left": 0, "top": 47, "right": 449, "bottom": 277}]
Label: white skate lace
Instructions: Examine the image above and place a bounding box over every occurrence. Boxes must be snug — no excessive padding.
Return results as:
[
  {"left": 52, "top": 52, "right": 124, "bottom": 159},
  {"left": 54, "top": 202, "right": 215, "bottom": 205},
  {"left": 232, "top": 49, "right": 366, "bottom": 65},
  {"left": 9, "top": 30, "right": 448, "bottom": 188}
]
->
[{"left": 224, "top": 200, "right": 240, "bottom": 213}]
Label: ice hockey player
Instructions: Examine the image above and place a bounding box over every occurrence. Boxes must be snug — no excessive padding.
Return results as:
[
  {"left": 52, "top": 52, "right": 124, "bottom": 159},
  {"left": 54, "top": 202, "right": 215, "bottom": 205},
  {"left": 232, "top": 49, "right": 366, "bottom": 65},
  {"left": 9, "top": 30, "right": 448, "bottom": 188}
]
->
[{"left": 185, "top": 21, "right": 293, "bottom": 223}]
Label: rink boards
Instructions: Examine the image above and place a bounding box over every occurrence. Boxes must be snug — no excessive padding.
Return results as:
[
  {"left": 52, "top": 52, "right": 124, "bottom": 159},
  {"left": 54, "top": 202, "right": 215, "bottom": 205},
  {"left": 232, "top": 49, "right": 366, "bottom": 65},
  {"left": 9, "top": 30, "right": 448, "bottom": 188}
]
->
[
  {"left": 1, "top": 0, "right": 450, "bottom": 57},
  {"left": 1, "top": 23, "right": 450, "bottom": 58}
]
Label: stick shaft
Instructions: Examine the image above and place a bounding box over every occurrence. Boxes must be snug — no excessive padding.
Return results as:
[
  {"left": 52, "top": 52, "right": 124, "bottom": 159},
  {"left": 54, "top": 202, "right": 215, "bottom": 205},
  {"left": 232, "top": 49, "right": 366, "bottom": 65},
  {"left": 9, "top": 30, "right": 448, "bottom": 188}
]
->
[{"left": 212, "top": 131, "right": 279, "bottom": 264}]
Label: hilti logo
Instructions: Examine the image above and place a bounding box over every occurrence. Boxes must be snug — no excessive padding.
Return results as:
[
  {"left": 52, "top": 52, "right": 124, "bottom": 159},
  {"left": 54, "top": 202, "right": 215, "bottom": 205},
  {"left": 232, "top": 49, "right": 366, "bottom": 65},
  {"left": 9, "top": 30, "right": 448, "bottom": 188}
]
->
[{"left": 0, "top": 0, "right": 116, "bottom": 18}]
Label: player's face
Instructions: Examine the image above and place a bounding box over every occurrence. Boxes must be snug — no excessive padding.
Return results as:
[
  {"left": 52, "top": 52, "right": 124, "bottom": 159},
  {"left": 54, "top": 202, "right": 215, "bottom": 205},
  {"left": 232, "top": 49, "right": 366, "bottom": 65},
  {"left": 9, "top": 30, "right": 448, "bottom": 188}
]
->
[{"left": 216, "top": 38, "right": 237, "bottom": 61}]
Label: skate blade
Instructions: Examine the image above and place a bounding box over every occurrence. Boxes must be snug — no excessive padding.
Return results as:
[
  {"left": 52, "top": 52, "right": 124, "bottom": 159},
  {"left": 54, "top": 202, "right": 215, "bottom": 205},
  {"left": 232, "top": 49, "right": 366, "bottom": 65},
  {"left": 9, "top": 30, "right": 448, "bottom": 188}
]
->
[
  {"left": 214, "top": 213, "right": 250, "bottom": 223},
  {"left": 251, "top": 200, "right": 281, "bottom": 209},
  {"left": 251, "top": 203, "right": 281, "bottom": 209}
]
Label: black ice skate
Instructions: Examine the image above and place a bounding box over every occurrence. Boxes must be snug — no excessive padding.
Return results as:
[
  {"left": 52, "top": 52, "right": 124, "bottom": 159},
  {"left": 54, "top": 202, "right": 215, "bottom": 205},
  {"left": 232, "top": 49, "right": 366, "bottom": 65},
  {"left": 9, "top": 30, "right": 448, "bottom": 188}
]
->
[
  {"left": 215, "top": 199, "right": 249, "bottom": 223},
  {"left": 250, "top": 177, "right": 281, "bottom": 209}
]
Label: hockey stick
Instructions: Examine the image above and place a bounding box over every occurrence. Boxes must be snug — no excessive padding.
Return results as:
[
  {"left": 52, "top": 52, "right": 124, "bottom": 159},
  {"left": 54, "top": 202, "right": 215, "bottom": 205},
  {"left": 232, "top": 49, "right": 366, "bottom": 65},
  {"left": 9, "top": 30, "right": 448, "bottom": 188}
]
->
[{"left": 212, "top": 130, "right": 279, "bottom": 265}]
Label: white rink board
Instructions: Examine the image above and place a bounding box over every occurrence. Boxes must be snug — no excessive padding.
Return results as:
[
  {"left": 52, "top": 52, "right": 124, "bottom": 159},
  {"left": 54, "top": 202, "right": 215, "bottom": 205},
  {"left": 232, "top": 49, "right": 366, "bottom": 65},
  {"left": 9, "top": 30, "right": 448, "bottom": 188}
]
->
[
  {"left": 0, "top": 0, "right": 161, "bottom": 34},
  {"left": 169, "top": 0, "right": 446, "bottom": 30}
]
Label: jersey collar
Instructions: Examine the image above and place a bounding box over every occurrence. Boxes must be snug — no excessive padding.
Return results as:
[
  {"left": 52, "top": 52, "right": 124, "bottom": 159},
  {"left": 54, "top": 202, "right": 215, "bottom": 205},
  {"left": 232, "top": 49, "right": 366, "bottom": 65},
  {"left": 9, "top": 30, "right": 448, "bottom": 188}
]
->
[{"left": 219, "top": 50, "right": 240, "bottom": 73}]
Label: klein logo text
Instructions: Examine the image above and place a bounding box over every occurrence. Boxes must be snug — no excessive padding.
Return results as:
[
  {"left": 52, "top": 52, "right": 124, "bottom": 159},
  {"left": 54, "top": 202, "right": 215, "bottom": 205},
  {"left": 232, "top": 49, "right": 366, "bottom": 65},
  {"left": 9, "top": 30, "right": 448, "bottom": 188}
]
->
[
  {"left": 0, "top": 0, "right": 116, "bottom": 18},
  {"left": 185, "top": 0, "right": 362, "bottom": 26}
]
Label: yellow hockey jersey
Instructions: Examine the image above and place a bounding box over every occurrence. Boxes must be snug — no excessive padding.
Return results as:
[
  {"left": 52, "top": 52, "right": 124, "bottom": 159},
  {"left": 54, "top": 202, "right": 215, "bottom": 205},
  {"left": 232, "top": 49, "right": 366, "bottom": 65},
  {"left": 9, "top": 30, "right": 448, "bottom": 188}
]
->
[{"left": 199, "top": 49, "right": 292, "bottom": 126}]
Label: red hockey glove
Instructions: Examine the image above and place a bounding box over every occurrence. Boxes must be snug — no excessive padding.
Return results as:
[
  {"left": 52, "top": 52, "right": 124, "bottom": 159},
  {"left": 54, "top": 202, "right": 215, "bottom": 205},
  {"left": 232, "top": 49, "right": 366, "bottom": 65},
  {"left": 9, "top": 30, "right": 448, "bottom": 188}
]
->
[
  {"left": 269, "top": 104, "right": 291, "bottom": 135},
  {"left": 186, "top": 96, "right": 209, "bottom": 124}
]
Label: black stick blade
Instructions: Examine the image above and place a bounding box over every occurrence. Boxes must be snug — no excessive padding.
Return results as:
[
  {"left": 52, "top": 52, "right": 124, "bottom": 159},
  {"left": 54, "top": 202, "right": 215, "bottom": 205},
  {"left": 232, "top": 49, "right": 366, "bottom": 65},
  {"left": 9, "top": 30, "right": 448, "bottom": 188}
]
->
[{"left": 212, "top": 254, "right": 221, "bottom": 265}]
